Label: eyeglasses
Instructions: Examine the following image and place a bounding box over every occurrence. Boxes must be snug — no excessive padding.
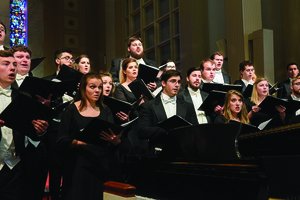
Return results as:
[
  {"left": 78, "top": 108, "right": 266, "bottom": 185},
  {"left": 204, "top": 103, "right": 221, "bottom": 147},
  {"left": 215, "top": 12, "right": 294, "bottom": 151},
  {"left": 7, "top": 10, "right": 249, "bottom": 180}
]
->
[
  {"left": 166, "top": 65, "right": 176, "bottom": 69},
  {"left": 59, "top": 56, "right": 75, "bottom": 63},
  {"left": 293, "top": 82, "right": 300, "bottom": 86},
  {"left": 0, "top": 28, "right": 5, "bottom": 32}
]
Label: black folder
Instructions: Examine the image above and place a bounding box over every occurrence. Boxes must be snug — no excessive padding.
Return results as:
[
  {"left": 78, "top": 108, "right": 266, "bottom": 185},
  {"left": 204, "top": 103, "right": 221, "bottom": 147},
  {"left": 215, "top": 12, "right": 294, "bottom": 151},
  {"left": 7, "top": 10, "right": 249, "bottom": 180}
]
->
[
  {"left": 242, "top": 84, "right": 253, "bottom": 99},
  {"left": 76, "top": 118, "right": 124, "bottom": 146},
  {"left": 258, "top": 96, "right": 300, "bottom": 115},
  {"left": 0, "top": 93, "right": 55, "bottom": 133},
  {"left": 199, "top": 90, "right": 227, "bottom": 115},
  {"left": 128, "top": 78, "right": 155, "bottom": 101},
  {"left": 56, "top": 64, "right": 83, "bottom": 97},
  {"left": 202, "top": 83, "right": 243, "bottom": 93},
  {"left": 103, "top": 95, "right": 142, "bottom": 116},
  {"left": 158, "top": 115, "right": 192, "bottom": 131},
  {"left": 19, "top": 76, "right": 75, "bottom": 100},
  {"left": 56, "top": 64, "right": 83, "bottom": 82},
  {"left": 138, "top": 63, "right": 159, "bottom": 84},
  {"left": 30, "top": 57, "right": 46, "bottom": 71}
]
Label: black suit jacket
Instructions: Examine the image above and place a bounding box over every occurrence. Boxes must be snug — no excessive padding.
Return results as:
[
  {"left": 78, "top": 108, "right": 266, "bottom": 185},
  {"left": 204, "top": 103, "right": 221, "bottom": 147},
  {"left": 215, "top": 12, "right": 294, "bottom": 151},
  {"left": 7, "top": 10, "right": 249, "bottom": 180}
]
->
[
  {"left": 43, "top": 72, "right": 57, "bottom": 81},
  {"left": 110, "top": 56, "right": 157, "bottom": 83},
  {"left": 137, "top": 94, "right": 198, "bottom": 140},
  {"left": 4, "top": 46, "right": 9, "bottom": 50},
  {"left": 234, "top": 79, "right": 246, "bottom": 92},
  {"left": 177, "top": 88, "right": 211, "bottom": 123},
  {"left": 277, "top": 78, "right": 291, "bottom": 98},
  {"left": 222, "top": 71, "right": 231, "bottom": 84},
  {"left": 0, "top": 88, "right": 41, "bottom": 156}
]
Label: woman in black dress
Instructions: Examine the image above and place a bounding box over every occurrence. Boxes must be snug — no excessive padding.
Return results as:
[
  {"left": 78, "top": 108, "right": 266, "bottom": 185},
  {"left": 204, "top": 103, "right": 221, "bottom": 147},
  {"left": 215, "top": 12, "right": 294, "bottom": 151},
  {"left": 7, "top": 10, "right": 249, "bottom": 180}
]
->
[
  {"left": 114, "top": 58, "right": 139, "bottom": 103},
  {"left": 57, "top": 73, "right": 122, "bottom": 200},
  {"left": 246, "top": 77, "right": 286, "bottom": 128},
  {"left": 214, "top": 90, "right": 250, "bottom": 124}
]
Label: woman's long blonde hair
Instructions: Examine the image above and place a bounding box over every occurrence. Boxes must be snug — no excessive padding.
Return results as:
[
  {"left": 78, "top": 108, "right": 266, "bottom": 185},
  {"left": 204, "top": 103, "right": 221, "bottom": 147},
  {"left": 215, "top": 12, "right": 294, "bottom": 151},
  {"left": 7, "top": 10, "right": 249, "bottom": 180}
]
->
[{"left": 224, "top": 90, "right": 250, "bottom": 124}]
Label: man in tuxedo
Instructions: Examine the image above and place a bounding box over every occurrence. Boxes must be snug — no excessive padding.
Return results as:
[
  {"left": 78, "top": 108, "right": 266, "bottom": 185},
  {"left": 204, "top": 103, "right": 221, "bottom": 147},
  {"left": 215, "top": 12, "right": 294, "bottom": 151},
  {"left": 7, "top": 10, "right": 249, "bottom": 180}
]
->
[
  {"left": 43, "top": 48, "right": 75, "bottom": 200},
  {"left": 234, "top": 60, "right": 255, "bottom": 93},
  {"left": 177, "top": 67, "right": 210, "bottom": 124},
  {"left": 137, "top": 70, "right": 198, "bottom": 152},
  {"left": 110, "top": 36, "right": 157, "bottom": 90},
  {"left": 44, "top": 48, "right": 74, "bottom": 81},
  {"left": 210, "top": 52, "right": 231, "bottom": 84},
  {"left": 0, "top": 21, "right": 9, "bottom": 50},
  {"left": 199, "top": 59, "right": 216, "bottom": 92},
  {"left": 9, "top": 45, "right": 50, "bottom": 200},
  {"left": 286, "top": 76, "right": 300, "bottom": 124},
  {"left": 9, "top": 45, "right": 33, "bottom": 88},
  {"left": 277, "top": 63, "right": 299, "bottom": 98},
  {"left": 0, "top": 50, "right": 48, "bottom": 200}
]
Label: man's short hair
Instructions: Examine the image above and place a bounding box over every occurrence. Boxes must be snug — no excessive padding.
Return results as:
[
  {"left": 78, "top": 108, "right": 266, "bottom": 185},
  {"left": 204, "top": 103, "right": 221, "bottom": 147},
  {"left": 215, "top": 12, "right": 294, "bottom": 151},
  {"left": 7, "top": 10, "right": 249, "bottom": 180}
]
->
[
  {"left": 54, "top": 48, "right": 72, "bottom": 66},
  {"left": 0, "top": 50, "right": 14, "bottom": 57},
  {"left": 186, "top": 66, "right": 201, "bottom": 77},
  {"left": 127, "top": 36, "right": 142, "bottom": 47},
  {"left": 199, "top": 59, "right": 214, "bottom": 71},
  {"left": 161, "top": 70, "right": 181, "bottom": 83},
  {"left": 210, "top": 52, "right": 223, "bottom": 60},
  {"left": 292, "top": 76, "right": 300, "bottom": 84},
  {"left": 239, "top": 60, "right": 254, "bottom": 72},
  {"left": 9, "top": 45, "right": 32, "bottom": 56},
  {"left": 0, "top": 21, "right": 6, "bottom": 34},
  {"left": 286, "top": 62, "right": 298, "bottom": 71}
]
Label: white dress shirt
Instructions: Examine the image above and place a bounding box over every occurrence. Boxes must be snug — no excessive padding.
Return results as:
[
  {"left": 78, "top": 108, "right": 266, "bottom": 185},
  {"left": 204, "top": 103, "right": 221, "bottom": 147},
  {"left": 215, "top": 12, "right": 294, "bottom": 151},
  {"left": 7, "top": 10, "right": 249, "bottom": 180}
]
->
[
  {"left": 188, "top": 87, "right": 208, "bottom": 124},
  {"left": 0, "top": 45, "right": 4, "bottom": 50},
  {"left": 0, "top": 86, "right": 20, "bottom": 170},
  {"left": 161, "top": 93, "right": 177, "bottom": 118},
  {"left": 213, "top": 70, "right": 224, "bottom": 84},
  {"left": 241, "top": 78, "right": 254, "bottom": 87}
]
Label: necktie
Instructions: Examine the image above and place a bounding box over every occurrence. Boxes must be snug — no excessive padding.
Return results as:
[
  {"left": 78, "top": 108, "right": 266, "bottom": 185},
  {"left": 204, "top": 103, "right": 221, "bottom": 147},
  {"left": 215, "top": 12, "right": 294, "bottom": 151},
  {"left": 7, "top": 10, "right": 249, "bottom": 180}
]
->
[
  {"left": 16, "top": 74, "right": 26, "bottom": 80},
  {"left": 0, "top": 87, "right": 12, "bottom": 97},
  {"left": 164, "top": 97, "right": 176, "bottom": 104}
]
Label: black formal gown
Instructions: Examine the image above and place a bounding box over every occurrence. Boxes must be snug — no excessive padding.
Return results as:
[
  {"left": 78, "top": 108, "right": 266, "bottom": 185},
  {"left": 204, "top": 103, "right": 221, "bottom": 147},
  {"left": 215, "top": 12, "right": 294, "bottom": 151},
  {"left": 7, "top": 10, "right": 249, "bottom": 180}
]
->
[
  {"left": 57, "top": 103, "right": 121, "bottom": 200},
  {"left": 114, "top": 84, "right": 137, "bottom": 103}
]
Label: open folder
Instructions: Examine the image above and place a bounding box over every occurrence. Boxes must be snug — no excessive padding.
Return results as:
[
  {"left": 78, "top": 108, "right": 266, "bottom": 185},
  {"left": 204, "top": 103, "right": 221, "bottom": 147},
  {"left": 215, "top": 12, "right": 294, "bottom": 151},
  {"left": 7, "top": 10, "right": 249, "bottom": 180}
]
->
[
  {"left": 258, "top": 96, "right": 300, "bottom": 115},
  {"left": 76, "top": 118, "right": 124, "bottom": 146},
  {"left": 56, "top": 64, "right": 84, "bottom": 97},
  {"left": 158, "top": 115, "right": 193, "bottom": 131},
  {"left": 128, "top": 78, "right": 155, "bottom": 101},
  {"left": 30, "top": 57, "right": 46, "bottom": 71},
  {"left": 0, "top": 93, "right": 55, "bottom": 133},
  {"left": 138, "top": 63, "right": 159, "bottom": 85},
  {"left": 199, "top": 90, "right": 227, "bottom": 115},
  {"left": 19, "top": 76, "right": 75, "bottom": 100},
  {"left": 103, "top": 95, "right": 142, "bottom": 116}
]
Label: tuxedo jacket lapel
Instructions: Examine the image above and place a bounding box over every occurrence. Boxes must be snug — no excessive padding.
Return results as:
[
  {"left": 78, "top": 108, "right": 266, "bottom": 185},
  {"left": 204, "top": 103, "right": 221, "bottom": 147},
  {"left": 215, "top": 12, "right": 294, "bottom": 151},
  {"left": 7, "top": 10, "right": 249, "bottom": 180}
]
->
[
  {"left": 152, "top": 96, "right": 167, "bottom": 122},
  {"left": 183, "top": 89, "right": 193, "bottom": 104},
  {"left": 176, "top": 99, "right": 187, "bottom": 119}
]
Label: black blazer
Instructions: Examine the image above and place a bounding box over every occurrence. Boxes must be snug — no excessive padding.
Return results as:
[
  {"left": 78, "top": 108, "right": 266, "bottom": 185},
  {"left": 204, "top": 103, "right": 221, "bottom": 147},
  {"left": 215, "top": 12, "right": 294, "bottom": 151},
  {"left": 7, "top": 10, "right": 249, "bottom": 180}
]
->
[
  {"left": 222, "top": 72, "right": 231, "bottom": 84},
  {"left": 177, "top": 88, "right": 211, "bottom": 123},
  {"left": 234, "top": 79, "right": 246, "bottom": 92},
  {"left": 4, "top": 46, "right": 9, "bottom": 50},
  {"left": 110, "top": 56, "right": 157, "bottom": 83},
  {"left": 137, "top": 94, "right": 198, "bottom": 140},
  {"left": 43, "top": 72, "right": 57, "bottom": 81},
  {"left": 277, "top": 78, "right": 291, "bottom": 98}
]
